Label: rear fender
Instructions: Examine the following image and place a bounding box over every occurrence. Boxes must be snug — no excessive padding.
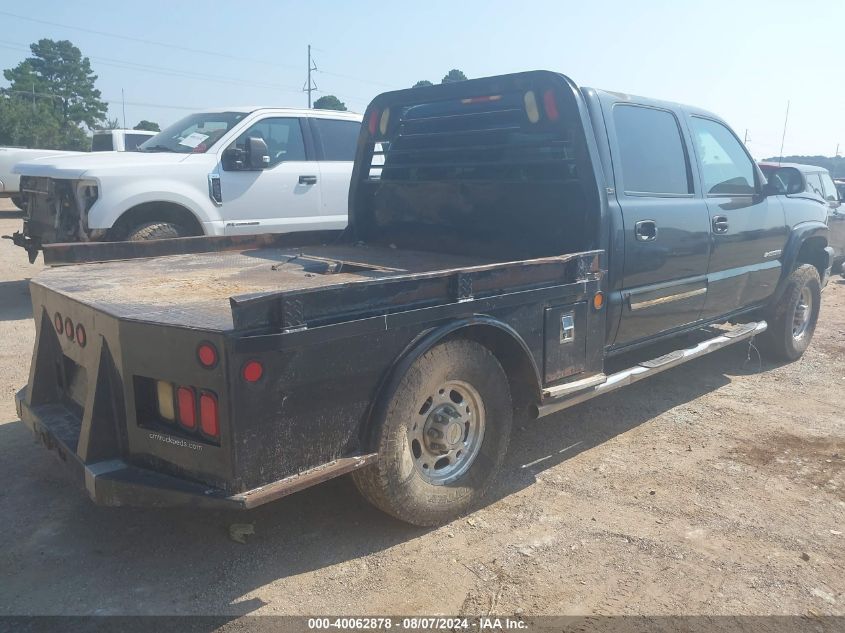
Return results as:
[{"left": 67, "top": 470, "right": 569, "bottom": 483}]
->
[{"left": 359, "top": 317, "right": 542, "bottom": 451}]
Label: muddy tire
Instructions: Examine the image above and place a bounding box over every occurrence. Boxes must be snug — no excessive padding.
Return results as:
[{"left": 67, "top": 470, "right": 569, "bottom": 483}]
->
[
  {"left": 353, "top": 339, "right": 512, "bottom": 526},
  {"left": 124, "top": 222, "right": 187, "bottom": 241},
  {"left": 760, "top": 264, "right": 821, "bottom": 362}
]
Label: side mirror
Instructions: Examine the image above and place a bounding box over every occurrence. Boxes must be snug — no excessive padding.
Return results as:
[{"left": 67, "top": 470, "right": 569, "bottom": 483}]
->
[
  {"left": 245, "top": 136, "right": 270, "bottom": 170},
  {"left": 222, "top": 146, "right": 246, "bottom": 170}
]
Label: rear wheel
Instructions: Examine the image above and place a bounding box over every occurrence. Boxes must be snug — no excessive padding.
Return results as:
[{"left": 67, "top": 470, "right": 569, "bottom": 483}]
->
[
  {"left": 124, "top": 221, "right": 187, "bottom": 241},
  {"left": 353, "top": 339, "right": 512, "bottom": 526},
  {"left": 759, "top": 264, "right": 821, "bottom": 362}
]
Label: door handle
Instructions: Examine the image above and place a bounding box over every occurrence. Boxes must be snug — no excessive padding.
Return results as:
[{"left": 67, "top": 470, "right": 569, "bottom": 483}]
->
[
  {"left": 635, "top": 219, "right": 658, "bottom": 242},
  {"left": 712, "top": 215, "right": 729, "bottom": 234},
  {"left": 298, "top": 175, "right": 318, "bottom": 185}
]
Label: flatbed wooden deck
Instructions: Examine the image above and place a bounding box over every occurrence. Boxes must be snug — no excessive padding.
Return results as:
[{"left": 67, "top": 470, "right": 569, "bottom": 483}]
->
[{"left": 33, "top": 243, "right": 493, "bottom": 331}]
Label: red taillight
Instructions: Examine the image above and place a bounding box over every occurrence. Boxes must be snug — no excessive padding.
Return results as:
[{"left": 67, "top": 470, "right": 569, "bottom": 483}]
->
[
  {"left": 242, "top": 360, "right": 263, "bottom": 383},
  {"left": 177, "top": 386, "right": 196, "bottom": 429},
  {"left": 75, "top": 324, "right": 86, "bottom": 347},
  {"left": 543, "top": 89, "right": 559, "bottom": 121},
  {"left": 368, "top": 109, "right": 380, "bottom": 136},
  {"left": 199, "top": 391, "right": 219, "bottom": 438},
  {"left": 54, "top": 313, "right": 63, "bottom": 333},
  {"left": 64, "top": 317, "right": 74, "bottom": 340},
  {"left": 197, "top": 342, "right": 217, "bottom": 368}
]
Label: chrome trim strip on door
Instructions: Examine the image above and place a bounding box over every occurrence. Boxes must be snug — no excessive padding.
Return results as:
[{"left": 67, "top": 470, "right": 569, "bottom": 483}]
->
[{"left": 629, "top": 287, "right": 706, "bottom": 312}]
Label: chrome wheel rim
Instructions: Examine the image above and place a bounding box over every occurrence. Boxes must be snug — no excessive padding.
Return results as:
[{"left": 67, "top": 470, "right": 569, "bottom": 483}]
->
[
  {"left": 408, "top": 380, "right": 485, "bottom": 485},
  {"left": 792, "top": 287, "right": 813, "bottom": 340}
]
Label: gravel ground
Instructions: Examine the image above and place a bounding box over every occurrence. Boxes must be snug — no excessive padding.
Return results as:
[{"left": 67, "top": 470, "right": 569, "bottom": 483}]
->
[{"left": 0, "top": 196, "right": 842, "bottom": 619}]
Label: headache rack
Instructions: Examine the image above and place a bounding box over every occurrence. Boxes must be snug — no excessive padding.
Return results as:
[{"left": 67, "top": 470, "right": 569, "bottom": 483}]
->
[{"left": 366, "top": 82, "right": 580, "bottom": 184}]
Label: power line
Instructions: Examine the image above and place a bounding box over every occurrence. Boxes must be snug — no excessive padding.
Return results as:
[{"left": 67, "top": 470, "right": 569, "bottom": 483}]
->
[
  {"left": 0, "top": 40, "right": 303, "bottom": 93},
  {"left": 315, "top": 69, "right": 401, "bottom": 90},
  {"left": 0, "top": 9, "right": 300, "bottom": 69},
  {"left": 3, "top": 88, "right": 206, "bottom": 111}
]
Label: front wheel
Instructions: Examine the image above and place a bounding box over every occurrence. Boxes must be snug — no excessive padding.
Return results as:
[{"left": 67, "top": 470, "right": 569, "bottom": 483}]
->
[
  {"left": 124, "top": 221, "right": 188, "bottom": 241},
  {"left": 353, "top": 339, "right": 513, "bottom": 526},
  {"left": 760, "top": 264, "right": 821, "bottom": 362}
]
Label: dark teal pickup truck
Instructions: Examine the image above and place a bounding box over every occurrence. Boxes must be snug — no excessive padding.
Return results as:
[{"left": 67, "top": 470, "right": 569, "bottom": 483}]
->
[{"left": 16, "top": 71, "right": 833, "bottom": 526}]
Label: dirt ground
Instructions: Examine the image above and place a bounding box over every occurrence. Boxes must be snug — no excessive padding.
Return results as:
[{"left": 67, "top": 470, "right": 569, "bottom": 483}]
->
[{"left": 0, "top": 196, "right": 842, "bottom": 618}]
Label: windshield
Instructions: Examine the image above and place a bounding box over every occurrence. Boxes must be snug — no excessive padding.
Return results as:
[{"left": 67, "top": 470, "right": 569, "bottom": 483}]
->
[{"left": 138, "top": 112, "right": 248, "bottom": 153}]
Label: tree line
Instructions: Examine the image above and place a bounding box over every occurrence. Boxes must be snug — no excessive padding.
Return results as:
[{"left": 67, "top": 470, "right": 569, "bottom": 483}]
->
[
  {"left": 0, "top": 39, "right": 161, "bottom": 149},
  {"left": 763, "top": 155, "right": 845, "bottom": 179}
]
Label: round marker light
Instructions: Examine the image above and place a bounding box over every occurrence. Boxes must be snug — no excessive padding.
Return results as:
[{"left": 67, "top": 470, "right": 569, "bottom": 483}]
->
[
  {"left": 64, "top": 317, "right": 74, "bottom": 341},
  {"left": 197, "top": 342, "right": 218, "bottom": 368},
  {"left": 242, "top": 360, "right": 264, "bottom": 383},
  {"left": 54, "top": 312, "right": 63, "bottom": 333},
  {"left": 75, "top": 324, "right": 87, "bottom": 347},
  {"left": 593, "top": 292, "right": 605, "bottom": 311}
]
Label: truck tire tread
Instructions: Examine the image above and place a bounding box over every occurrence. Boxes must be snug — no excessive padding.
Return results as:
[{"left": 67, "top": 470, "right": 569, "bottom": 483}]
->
[
  {"left": 125, "top": 222, "right": 187, "bottom": 241},
  {"left": 759, "top": 263, "right": 821, "bottom": 362},
  {"left": 352, "top": 339, "right": 512, "bottom": 526}
]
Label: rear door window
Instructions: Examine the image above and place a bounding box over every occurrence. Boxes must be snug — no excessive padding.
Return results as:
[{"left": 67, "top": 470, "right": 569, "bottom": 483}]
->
[
  {"left": 91, "top": 134, "right": 114, "bottom": 151},
  {"left": 820, "top": 172, "right": 840, "bottom": 202},
  {"left": 613, "top": 105, "right": 691, "bottom": 196},
  {"left": 805, "top": 173, "right": 824, "bottom": 199},
  {"left": 690, "top": 118, "right": 756, "bottom": 195},
  {"left": 312, "top": 118, "right": 360, "bottom": 161},
  {"left": 125, "top": 134, "right": 152, "bottom": 151}
]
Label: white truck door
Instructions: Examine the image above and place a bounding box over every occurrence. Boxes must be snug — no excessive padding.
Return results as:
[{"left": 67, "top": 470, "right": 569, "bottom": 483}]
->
[
  {"left": 218, "top": 117, "right": 324, "bottom": 235},
  {"left": 309, "top": 117, "right": 361, "bottom": 228}
]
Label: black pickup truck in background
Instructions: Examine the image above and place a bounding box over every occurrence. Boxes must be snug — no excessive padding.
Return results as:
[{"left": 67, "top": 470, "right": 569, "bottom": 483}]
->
[{"left": 16, "top": 71, "right": 833, "bottom": 526}]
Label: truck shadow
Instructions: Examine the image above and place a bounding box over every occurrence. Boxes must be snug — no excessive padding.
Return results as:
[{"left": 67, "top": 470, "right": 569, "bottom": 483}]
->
[
  {"left": 0, "top": 341, "right": 771, "bottom": 619},
  {"left": 0, "top": 279, "right": 33, "bottom": 321}
]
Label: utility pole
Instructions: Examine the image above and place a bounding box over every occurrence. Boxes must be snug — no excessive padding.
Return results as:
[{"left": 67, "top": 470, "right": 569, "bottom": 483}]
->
[
  {"left": 743, "top": 129, "right": 748, "bottom": 145},
  {"left": 777, "top": 100, "right": 790, "bottom": 166},
  {"left": 303, "top": 44, "right": 318, "bottom": 108},
  {"left": 121, "top": 88, "right": 126, "bottom": 129}
]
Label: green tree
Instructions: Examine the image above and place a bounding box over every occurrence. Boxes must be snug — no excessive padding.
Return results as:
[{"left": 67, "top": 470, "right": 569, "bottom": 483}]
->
[
  {"left": 313, "top": 95, "right": 347, "bottom": 111},
  {"left": 412, "top": 80, "right": 433, "bottom": 88},
  {"left": 133, "top": 120, "right": 160, "bottom": 132},
  {"left": 0, "top": 92, "right": 61, "bottom": 148},
  {"left": 3, "top": 39, "right": 107, "bottom": 149},
  {"left": 102, "top": 117, "right": 121, "bottom": 130},
  {"left": 441, "top": 69, "right": 468, "bottom": 84}
]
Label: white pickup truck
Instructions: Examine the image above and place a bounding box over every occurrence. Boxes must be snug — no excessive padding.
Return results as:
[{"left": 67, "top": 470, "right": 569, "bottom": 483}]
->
[
  {"left": 9, "top": 108, "right": 362, "bottom": 261},
  {"left": 0, "top": 129, "right": 156, "bottom": 210}
]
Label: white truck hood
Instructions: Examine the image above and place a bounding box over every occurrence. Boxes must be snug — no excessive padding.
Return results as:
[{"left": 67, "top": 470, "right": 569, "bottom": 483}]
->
[{"left": 13, "top": 151, "right": 198, "bottom": 179}]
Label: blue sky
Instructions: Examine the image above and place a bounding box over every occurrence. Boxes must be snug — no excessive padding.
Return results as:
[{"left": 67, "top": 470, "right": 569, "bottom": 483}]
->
[{"left": 0, "top": 0, "right": 841, "bottom": 157}]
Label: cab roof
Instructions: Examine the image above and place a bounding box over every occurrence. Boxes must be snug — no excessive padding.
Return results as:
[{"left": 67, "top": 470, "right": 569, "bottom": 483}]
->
[{"left": 758, "top": 161, "right": 831, "bottom": 174}]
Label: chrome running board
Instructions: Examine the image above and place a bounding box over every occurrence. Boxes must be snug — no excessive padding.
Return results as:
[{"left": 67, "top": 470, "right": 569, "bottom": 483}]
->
[{"left": 534, "top": 321, "right": 767, "bottom": 418}]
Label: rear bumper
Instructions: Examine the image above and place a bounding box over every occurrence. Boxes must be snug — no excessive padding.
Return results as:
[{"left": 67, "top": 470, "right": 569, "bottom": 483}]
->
[
  {"left": 16, "top": 387, "right": 242, "bottom": 510},
  {"left": 16, "top": 387, "right": 375, "bottom": 510}
]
